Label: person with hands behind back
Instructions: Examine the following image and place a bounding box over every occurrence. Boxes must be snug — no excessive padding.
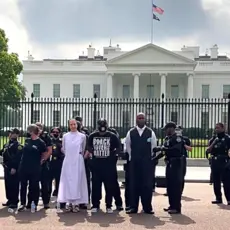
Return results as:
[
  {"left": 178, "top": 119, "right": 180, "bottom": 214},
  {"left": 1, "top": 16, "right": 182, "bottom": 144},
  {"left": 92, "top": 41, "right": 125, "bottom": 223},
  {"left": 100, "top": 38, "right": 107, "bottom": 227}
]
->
[{"left": 18, "top": 124, "right": 48, "bottom": 212}]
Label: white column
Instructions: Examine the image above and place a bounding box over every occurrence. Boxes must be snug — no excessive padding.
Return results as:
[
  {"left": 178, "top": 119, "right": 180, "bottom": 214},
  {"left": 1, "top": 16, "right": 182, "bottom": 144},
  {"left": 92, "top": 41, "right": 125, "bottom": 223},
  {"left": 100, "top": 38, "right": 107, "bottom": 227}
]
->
[
  {"left": 187, "top": 73, "right": 194, "bottom": 98},
  {"left": 133, "top": 73, "right": 140, "bottom": 98},
  {"left": 106, "top": 73, "right": 113, "bottom": 98},
  {"left": 160, "top": 73, "right": 167, "bottom": 98}
]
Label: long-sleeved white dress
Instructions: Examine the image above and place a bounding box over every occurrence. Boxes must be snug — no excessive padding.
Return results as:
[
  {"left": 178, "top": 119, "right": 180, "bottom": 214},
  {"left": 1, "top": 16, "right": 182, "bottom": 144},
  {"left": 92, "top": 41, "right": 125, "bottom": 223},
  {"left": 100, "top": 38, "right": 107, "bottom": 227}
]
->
[{"left": 57, "top": 131, "right": 88, "bottom": 205}]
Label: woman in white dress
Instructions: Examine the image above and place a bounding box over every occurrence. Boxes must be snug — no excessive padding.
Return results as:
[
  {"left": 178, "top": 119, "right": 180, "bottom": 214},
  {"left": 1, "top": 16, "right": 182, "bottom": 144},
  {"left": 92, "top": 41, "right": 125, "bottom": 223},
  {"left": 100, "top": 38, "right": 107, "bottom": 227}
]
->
[{"left": 57, "top": 119, "right": 88, "bottom": 212}]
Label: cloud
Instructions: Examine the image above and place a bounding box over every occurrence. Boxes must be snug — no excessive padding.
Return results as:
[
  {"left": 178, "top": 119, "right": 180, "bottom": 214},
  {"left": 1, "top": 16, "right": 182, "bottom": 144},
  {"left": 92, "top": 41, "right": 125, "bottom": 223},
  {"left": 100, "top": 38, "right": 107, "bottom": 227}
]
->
[
  {"left": 0, "top": 0, "right": 229, "bottom": 60},
  {"left": 16, "top": 0, "right": 207, "bottom": 46}
]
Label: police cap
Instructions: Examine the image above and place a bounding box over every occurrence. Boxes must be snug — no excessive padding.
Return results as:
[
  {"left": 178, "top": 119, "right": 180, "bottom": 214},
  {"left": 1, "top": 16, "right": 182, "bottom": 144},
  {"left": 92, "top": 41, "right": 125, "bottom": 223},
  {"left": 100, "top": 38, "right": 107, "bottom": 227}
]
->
[
  {"left": 50, "top": 127, "right": 61, "bottom": 133},
  {"left": 10, "top": 128, "right": 20, "bottom": 135},
  {"left": 162, "top": 122, "right": 176, "bottom": 130}
]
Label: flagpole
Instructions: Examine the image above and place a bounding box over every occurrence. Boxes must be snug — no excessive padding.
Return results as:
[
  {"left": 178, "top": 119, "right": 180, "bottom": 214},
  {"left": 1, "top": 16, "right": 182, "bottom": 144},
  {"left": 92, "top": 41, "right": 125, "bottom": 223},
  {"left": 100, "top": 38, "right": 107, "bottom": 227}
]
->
[{"left": 151, "top": 0, "right": 153, "bottom": 43}]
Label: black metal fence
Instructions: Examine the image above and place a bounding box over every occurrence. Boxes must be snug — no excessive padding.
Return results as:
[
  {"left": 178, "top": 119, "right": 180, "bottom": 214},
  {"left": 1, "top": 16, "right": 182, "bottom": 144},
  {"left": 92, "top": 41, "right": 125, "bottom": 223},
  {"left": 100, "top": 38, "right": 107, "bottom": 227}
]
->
[{"left": 1, "top": 93, "right": 230, "bottom": 158}]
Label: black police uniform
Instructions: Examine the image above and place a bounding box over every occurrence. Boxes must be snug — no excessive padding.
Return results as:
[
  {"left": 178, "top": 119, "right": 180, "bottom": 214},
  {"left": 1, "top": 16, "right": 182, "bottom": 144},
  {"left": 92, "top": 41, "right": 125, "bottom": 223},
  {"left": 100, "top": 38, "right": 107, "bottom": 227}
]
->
[
  {"left": 18, "top": 137, "right": 46, "bottom": 210},
  {"left": 126, "top": 126, "right": 156, "bottom": 214},
  {"left": 207, "top": 132, "right": 230, "bottom": 204},
  {"left": 0, "top": 137, "right": 23, "bottom": 208},
  {"left": 207, "top": 137, "right": 215, "bottom": 184},
  {"left": 107, "top": 127, "right": 123, "bottom": 209},
  {"left": 181, "top": 136, "right": 191, "bottom": 193},
  {"left": 39, "top": 131, "right": 52, "bottom": 206},
  {"left": 49, "top": 136, "right": 64, "bottom": 196},
  {"left": 88, "top": 127, "right": 120, "bottom": 210},
  {"left": 124, "top": 152, "right": 130, "bottom": 210}
]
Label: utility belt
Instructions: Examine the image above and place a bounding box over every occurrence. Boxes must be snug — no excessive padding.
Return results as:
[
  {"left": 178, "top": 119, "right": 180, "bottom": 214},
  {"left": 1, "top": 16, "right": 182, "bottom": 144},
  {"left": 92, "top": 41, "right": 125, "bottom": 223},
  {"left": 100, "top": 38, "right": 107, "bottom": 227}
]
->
[
  {"left": 51, "top": 155, "right": 64, "bottom": 161},
  {"left": 166, "top": 156, "right": 183, "bottom": 163},
  {"left": 211, "top": 155, "right": 229, "bottom": 160}
]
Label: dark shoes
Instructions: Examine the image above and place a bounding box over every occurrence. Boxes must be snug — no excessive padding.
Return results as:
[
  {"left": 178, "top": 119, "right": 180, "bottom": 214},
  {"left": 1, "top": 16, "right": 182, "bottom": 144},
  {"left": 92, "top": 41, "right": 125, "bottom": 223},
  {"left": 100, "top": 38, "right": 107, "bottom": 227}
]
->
[
  {"left": 116, "top": 206, "right": 124, "bottom": 211},
  {"left": 212, "top": 200, "right": 222, "bottom": 204},
  {"left": 164, "top": 207, "right": 181, "bottom": 214},
  {"left": 2, "top": 201, "right": 10, "bottom": 207},
  {"left": 126, "top": 209, "right": 137, "bottom": 214}
]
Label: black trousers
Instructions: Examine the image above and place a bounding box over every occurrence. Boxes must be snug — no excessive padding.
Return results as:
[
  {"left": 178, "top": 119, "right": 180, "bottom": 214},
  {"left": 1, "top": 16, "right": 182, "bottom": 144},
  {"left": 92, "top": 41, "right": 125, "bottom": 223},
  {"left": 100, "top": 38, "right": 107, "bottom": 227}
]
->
[
  {"left": 20, "top": 170, "right": 40, "bottom": 206},
  {"left": 124, "top": 162, "right": 130, "bottom": 208},
  {"left": 152, "top": 164, "right": 156, "bottom": 190},
  {"left": 40, "top": 163, "right": 51, "bottom": 205},
  {"left": 166, "top": 157, "right": 183, "bottom": 211},
  {"left": 181, "top": 156, "right": 187, "bottom": 193},
  {"left": 85, "top": 159, "right": 91, "bottom": 203},
  {"left": 129, "top": 159, "right": 154, "bottom": 212},
  {"left": 211, "top": 157, "right": 230, "bottom": 201},
  {"left": 91, "top": 163, "right": 116, "bottom": 209},
  {"left": 49, "top": 160, "right": 62, "bottom": 196},
  {"left": 4, "top": 168, "right": 19, "bottom": 205}
]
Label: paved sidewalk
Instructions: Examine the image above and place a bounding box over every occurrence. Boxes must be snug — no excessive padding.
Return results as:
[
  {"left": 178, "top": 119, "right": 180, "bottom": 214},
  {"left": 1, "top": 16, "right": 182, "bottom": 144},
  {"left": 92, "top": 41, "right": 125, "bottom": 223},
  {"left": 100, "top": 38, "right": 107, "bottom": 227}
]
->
[{"left": 0, "top": 181, "right": 229, "bottom": 230}]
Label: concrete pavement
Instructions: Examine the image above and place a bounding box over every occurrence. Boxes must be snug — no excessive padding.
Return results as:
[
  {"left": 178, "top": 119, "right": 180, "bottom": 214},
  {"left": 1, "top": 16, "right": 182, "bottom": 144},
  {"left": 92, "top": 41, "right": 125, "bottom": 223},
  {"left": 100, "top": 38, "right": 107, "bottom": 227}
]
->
[{"left": 0, "top": 181, "right": 229, "bottom": 230}]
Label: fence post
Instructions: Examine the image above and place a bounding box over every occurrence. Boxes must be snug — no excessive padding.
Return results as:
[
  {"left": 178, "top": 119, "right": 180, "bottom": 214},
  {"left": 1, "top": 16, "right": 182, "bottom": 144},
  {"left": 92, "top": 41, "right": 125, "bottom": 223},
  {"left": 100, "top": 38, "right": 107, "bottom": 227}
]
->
[
  {"left": 30, "top": 93, "right": 34, "bottom": 124},
  {"left": 228, "top": 93, "right": 230, "bottom": 134},
  {"left": 161, "top": 93, "right": 165, "bottom": 145},
  {"left": 93, "top": 93, "right": 97, "bottom": 130}
]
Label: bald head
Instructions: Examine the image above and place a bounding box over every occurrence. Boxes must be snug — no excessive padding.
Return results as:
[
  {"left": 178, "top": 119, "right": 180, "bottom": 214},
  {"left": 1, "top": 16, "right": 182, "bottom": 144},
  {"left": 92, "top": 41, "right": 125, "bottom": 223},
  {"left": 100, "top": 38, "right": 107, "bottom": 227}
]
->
[{"left": 136, "top": 112, "right": 146, "bottom": 128}]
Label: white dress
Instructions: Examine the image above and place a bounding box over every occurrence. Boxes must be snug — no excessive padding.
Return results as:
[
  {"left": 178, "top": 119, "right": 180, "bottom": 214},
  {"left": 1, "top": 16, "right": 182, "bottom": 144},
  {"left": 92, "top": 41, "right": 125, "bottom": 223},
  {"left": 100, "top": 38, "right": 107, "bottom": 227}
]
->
[{"left": 57, "top": 131, "right": 88, "bottom": 205}]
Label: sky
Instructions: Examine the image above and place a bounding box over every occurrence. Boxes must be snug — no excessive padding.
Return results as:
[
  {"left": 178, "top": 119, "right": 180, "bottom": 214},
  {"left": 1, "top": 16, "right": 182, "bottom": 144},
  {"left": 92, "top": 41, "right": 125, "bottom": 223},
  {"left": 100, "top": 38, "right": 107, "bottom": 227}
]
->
[{"left": 0, "top": 0, "right": 230, "bottom": 62}]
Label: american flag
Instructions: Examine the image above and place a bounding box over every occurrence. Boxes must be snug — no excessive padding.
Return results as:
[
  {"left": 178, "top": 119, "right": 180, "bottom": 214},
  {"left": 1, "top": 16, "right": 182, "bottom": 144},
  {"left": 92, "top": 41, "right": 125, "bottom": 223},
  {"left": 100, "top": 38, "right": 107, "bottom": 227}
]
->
[{"left": 152, "top": 3, "right": 164, "bottom": 15}]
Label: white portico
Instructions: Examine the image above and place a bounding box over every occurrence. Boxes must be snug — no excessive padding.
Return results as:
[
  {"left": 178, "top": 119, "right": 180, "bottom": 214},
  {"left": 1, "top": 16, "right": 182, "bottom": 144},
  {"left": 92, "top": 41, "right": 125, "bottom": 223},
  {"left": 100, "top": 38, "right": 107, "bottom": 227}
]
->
[{"left": 105, "top": 44, "right": 196, "bottom": 99}]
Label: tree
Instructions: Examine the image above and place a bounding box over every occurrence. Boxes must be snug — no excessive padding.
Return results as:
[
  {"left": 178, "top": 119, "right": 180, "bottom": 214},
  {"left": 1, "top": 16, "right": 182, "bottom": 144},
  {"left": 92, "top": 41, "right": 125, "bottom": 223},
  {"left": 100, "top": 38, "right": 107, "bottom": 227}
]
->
[{"left": 0, "top": 28, "right": 26, "bottom": 128}]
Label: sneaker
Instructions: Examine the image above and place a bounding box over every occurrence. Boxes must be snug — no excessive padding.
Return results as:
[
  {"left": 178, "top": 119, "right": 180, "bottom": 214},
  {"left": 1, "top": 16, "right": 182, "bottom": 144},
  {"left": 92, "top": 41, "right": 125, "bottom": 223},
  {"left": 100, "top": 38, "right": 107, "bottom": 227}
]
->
[
  {"left": 18, "top": 205, "right": 26, "bottom": 212},
  {"left": 106, "top": 208, "right": 113, "bottom": 214},
  {"left": 116, "top": 206, "right": 123, "bottom": 211},
  {"left": 65, "top": 203, "right": 72, "bottom": 212},
  {"left": 91, "top": 207, "right": 99, "bottom": 213},
  {"left": 72, "top": 205, "right": 80, "bottom": 213}
]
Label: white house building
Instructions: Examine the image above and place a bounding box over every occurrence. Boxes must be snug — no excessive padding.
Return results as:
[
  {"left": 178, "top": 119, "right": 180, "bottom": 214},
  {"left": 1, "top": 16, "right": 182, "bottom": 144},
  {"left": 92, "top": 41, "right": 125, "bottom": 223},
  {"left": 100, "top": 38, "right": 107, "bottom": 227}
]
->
[{"left": 22, "top": 43, "right": 230, "bottom": 129}]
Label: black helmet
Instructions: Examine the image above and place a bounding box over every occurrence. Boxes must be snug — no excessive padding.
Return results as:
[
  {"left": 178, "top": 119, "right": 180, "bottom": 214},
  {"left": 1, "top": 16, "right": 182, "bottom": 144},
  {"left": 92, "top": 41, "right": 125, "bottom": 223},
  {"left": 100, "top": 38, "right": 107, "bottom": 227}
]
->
[
  {"left": 97, "top": 118, "right": 108, "bottom": 132},
  {"left": 75, "top": 116, "right": 82, "bottom": 122},
  {"left": 76, "top": 121, "right": 81, "bottom": 132}
]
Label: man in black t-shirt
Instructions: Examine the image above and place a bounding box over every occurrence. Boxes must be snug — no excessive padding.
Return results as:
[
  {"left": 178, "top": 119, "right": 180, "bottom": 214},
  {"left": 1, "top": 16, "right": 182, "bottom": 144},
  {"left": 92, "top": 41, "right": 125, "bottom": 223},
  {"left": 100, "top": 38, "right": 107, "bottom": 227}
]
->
[{"left": 87, "top": 118, "right": 120, "bottom": 213}]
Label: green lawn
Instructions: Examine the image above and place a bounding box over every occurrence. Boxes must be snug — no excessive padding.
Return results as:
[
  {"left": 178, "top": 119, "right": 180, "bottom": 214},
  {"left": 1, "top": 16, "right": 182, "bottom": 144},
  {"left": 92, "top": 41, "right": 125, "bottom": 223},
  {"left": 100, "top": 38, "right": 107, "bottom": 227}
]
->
[{"left": 0, "top": 136, "right": 207, "bottom": 158}]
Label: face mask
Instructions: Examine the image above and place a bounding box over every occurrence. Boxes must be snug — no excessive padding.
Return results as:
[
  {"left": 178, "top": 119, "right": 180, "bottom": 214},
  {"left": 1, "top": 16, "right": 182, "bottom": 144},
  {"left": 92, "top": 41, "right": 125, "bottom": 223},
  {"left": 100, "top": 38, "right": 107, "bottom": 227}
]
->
[
  {"left": 10, "top": 137, "right": 17, "bottom": 141},
  {"left": 26, "top": 132, "right": 31, "bottom": 138},
  {"left": 175, "top": 130, "right": 182, "bottom": 135},
  {"left": 53, "top": 134, "right": 59, "bottom": 138},
  {"left": 99, "top": 126, "right": 106, "bottom": 132}
]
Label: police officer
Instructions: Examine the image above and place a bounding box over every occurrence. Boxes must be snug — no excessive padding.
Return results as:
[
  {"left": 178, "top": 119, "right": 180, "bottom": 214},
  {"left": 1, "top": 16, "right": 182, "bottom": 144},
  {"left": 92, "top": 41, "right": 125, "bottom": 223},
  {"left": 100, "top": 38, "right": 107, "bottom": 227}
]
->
[
  {"left": 0, "top": 128, "right": 23, "bottom": 209},
  {"left": 106, "top": 127, "right": 123, "bottom": 211},
  {"left": 87, "top": 118, "right": 120, "bottom": 213},
  {"left": 49, "top": 127, "right": 63, "bottom": 197},
  {"left": 206, "top": 131, "right": 215, "bottom": 185},
  {"left": 75, "top": 116, "right": 90, "bottom": 135},
  {"left": 175, "top": 125, "right": 192, "bottom": 193},
  {"left": 154, "top": 122, "right": 184, "bottom": 214},
  {"left": 35, "top": 122, "right": 52, "bottom": 209},
  {"left": 206, "top": 123, "right": 230, "bottom": 205}
]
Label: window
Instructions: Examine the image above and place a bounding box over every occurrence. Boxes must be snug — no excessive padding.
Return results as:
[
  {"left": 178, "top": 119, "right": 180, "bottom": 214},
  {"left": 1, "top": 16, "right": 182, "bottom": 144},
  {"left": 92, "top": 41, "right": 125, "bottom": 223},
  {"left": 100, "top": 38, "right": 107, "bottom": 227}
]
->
[
  {"left": 73, "top": 84, "right": 80, "bottom": 98},
  {"left": 53, "top": 84, "right": 60, "bottom": 98},
  {"left": 123, "top": 85, "right": 130, "bottom": 98},
  {"left": 33, "top": 84, "right": 40, "bottom": 98},
  {"left": 32, "top": 110, "right": 40, "bottom": 123},
  {"left": 202, "top": 85, "right": 209, "bottom": 99},
  {"left": 170, "top": 112, "right": 178, "bottom": 123},
  {"left": 201, "top": 112, "right": 209, "bottom": 130},
  {"left": 223, "top": 85, "right": 230, "bottom": 98},
  {"left": 122, "top": 111, "right": 131, "bottom": 127},
  {"left": 53, "top": 110, "right": 61, "bottom": 127},
  {"left": 72, "top": 110, "right": 80, "bottom": 118},
  {"left": 147, "top": 85, "right": 154, "bottom": 98},
  {"left": 93, "top": 84, "right": 100, "bottom": 98},
  {"left": 171, "top": 85, "right": 179, "bottom": 98}
]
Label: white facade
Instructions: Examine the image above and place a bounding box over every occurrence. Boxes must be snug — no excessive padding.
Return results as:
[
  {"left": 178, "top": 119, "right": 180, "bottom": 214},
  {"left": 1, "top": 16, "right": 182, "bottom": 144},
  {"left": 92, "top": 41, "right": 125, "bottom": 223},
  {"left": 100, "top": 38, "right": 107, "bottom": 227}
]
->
[{"left": 22, "top": 43, "right": 230, "bottom": 129}]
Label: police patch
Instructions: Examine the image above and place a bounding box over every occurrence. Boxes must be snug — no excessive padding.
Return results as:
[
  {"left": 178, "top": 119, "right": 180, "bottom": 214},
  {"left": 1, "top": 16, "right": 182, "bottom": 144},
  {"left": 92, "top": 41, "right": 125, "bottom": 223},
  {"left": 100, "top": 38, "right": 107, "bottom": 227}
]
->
[
  {"left": 176, "top": 137, "right": 182, "bottom": 142},
  {"left": 18, "top": 145, "right": 22, "bottom": 150}
]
